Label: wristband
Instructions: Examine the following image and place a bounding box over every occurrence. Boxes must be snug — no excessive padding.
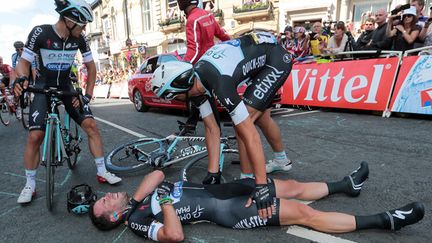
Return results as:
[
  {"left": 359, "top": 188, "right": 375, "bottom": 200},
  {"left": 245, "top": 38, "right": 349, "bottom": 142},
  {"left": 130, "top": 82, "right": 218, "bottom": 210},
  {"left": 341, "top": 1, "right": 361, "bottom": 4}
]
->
[{"left": 158, "top": 197, "right": 173, "bottom": 205}]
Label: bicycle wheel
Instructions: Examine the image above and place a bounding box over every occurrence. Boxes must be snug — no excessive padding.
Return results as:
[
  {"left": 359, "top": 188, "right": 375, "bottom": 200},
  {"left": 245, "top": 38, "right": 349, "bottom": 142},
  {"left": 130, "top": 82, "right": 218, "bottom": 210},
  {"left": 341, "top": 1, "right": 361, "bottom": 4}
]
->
[
  {"left": 0, "top": 102, "right": 11, "bottom": 126},
  {"left": 181, "top": 149, "right": 240, "bottom": 184},
  {"left": 21, "top": 93, "right": 31, "bottom": 130},
  {"left": 105, "top": 137, "right": 164, "bottom": 175},
  {"left": 45, "top": 120, "right": 56, "bottom": 211},
  {"left": 66, "top": 120, "right": 81, "bottom": 170}
]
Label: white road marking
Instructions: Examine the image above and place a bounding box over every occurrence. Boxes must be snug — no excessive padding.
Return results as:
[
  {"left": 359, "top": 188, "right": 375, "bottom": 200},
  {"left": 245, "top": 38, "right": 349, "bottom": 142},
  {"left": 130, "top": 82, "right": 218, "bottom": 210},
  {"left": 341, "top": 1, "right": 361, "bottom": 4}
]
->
[
  {"left": 94, "top": 116, "right": 146, "bottom": 138},
  {"left": 286, "top": 226, "right": 356, "bottom": 243},
  {"left": 281, "top": 110, "right": 320, "bottom": 117},
  {"left": 91, "top": 101, "right": 131, "bottom": 107}
]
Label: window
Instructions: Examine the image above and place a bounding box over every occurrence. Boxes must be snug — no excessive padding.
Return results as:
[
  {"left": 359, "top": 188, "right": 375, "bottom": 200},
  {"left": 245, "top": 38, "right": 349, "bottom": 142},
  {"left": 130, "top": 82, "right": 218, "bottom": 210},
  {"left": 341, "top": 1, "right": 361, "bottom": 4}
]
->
[
  {"left": 159, "top": 55, "right": 178, "bottom": 64},
  {"left": 141, "top": 0, "right": 152, "bottom": 32},
  {"left": 166, "top": 0, "right": 179, "bottom": 20},
  {"left": 95, "top": 12, "right": 99, "bottom": 29},
  {"left": 353, "top": 2, "right": 388, "bottom": 30},
  {"left": 111, "top": 8, "right": 117, "bottom": 40}
]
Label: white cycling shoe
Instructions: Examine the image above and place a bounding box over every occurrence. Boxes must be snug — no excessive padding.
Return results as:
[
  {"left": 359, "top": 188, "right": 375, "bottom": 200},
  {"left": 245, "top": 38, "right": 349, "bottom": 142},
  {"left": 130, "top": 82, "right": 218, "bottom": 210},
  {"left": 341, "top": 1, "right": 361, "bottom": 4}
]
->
[
  {"left": 17, "top": 186, "right": 36, "bottom": 204},
  {"left": 266, "top": 159, "right": 293, "bottom": 173},
  {"left": 97, "top": 171, "right": 122, "bottom": 184}
]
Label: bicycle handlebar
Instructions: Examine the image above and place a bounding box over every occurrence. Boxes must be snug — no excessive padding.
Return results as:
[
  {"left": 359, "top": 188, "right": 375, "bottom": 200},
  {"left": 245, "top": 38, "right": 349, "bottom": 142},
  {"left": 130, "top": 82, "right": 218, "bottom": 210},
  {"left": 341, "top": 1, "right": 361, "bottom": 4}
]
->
[{"left": 20, "top": 86, "right": 83, "bottom": 112}]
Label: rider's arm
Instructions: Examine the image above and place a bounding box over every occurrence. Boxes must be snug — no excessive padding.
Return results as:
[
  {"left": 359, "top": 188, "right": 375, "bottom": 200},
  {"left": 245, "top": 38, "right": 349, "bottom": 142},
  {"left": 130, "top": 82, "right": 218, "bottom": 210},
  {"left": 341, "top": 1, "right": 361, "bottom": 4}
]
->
[
  {"left": 156, "top": 203, "right": 184, "bottom": 242},
  {"left": 202, "top": 112, "right": 221, "bottom": 173},
  {"left": 84, "top": 61, "right": 96, "bottom": 97},
  {"left": 132, "top": 170, "right": 165, "bottom": 202}
]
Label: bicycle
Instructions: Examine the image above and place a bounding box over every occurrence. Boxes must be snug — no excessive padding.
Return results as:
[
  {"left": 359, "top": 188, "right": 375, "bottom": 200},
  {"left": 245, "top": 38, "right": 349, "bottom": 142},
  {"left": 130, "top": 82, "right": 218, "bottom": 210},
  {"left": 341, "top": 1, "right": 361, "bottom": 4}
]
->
[
  {"left": 21, "top": 86, "right": 83, "bottom": 210},
  {"left": 105, "top": 121, "right": 240, "bottom": 182},
  {"left": 19, "top": 91, "right": 33, "bottom": 130},
  {"left": 0, "top": 89, "right": 21, "bottom": 126}
]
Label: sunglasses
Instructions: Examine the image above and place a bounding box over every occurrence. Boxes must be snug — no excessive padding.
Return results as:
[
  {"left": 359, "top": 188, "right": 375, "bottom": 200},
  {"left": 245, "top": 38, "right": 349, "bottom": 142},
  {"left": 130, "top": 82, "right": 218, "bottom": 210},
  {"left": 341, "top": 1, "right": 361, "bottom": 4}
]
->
[
  {"left": 64, "top": 16, "right": 87, "bottom": 28},
  {"left": 365, "top": 24, "right": 374, "bottom": 26},
  {"left": 16, "top": 48, "right": 24, "bottom": 52}
]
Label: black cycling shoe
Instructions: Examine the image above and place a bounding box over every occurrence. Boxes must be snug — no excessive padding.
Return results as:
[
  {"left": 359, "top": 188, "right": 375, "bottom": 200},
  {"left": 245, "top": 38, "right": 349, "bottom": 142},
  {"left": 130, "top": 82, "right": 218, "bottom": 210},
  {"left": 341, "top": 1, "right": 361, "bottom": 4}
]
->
[
  {"left": 344, "top": 161, "right": 369, "bottom": 197},
  {"left": 202, "top": 172, "right": 221, "bottom": 185},
  {"left": 385, "top": 202, "right": 425, "bottom": 230}
]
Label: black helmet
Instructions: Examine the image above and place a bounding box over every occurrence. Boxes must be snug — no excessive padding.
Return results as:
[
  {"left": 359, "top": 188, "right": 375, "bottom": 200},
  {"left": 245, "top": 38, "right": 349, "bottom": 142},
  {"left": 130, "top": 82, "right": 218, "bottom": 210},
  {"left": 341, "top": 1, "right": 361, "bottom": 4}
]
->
[
  {"left": 177, "top": 0, "right": 203, "bottom": 11},
  {"left": 14, "top": 41, "right": 24, "bottom": 49},
  {"left": 55, "top": 0, "right": 94, "bottom": 24},
  {"left": 67, "top": 184, "right": 97, "bottom": 215}
]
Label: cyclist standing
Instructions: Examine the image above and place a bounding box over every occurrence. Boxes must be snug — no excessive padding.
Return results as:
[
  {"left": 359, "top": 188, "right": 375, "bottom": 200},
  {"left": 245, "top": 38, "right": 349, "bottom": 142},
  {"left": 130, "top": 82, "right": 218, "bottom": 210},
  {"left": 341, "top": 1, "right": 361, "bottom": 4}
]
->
[
  {"left": 152, "top": 32, "right": 294, "bottom": 219},
  {"left": 11, "top": 41, "right": 37, "bottom": 82},
  {"left": 13, "top": 0, "right": 121, "bottom": 204}
]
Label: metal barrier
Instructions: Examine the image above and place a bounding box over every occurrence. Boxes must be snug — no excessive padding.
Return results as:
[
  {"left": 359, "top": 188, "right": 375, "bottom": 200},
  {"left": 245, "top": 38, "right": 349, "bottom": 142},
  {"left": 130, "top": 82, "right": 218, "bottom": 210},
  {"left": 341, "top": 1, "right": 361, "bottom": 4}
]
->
[{"left": 403, "top": 46, "right": 432, "bottom": 56}]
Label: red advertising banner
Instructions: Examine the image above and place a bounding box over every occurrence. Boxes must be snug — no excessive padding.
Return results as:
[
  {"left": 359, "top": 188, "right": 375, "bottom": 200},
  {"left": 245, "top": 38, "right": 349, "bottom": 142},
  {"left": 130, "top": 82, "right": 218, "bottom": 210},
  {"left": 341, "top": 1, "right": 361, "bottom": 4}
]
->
[
  {"left": 281, "top": 58, "right": 399, "bottom": 111},
  {"left": 389, "top": 55, "right": 432, "bottom": 115}
]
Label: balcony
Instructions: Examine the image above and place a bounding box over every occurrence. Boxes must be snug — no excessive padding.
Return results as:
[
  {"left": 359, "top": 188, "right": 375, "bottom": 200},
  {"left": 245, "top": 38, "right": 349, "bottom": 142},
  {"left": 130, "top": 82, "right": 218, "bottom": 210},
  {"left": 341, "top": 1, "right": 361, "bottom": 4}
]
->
[
  {"left": 232, "top": 2, "right": 272, "bottom": 23},
  {"left": 158, "top": 18, "right": 184, "bottom": 33}
]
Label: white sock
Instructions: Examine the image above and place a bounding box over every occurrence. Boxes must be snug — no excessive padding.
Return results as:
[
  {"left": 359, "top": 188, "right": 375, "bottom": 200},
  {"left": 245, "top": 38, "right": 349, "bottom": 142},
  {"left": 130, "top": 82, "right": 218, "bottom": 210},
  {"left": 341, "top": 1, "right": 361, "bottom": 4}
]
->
[
  {"left": 240, "top": 173, "right": 254, "bottom": 179},
  {"left": 25, "top": 169, "right": 36, "bottom": 190},
  {"left": 273, "top": 151, "right": 288, "bottom": 163},
  {"left": 95, "top": 157, "right": 107, "bottom": 175}
]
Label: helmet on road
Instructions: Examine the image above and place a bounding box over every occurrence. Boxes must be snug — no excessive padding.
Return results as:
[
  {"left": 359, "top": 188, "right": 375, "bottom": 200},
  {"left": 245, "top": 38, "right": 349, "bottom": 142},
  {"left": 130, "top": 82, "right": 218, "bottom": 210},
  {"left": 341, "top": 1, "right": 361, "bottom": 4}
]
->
[
  {"left": 55, "top": 0, "right": 94, "bottom": 24},
  {"left": 177, "top": 0, "right": 203, "bottom": 11},
  {"left": 13, "top": 41, "right": 24, "bottom": 49},
  {"left": 67, "top": 184, "right": 97, "bottom": 215},
  {"left": 151, "top": 61, "right": 195, "bottom": 100}
]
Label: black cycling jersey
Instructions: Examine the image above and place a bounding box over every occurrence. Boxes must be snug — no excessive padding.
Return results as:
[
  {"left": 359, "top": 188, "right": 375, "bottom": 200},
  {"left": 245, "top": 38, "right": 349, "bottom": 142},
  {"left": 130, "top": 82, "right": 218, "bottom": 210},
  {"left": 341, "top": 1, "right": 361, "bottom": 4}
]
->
[
  {"left": 21, "top": 24, "right": 92, "bottom": 86},
  {"left": 127, "top": 178, "right": 280, "bottom": 240},
  {"left": 194, "top": 32, "right": 293, "bottom": 125},
  {"left": 21, "top": 24, "right": 94, "bottom": 131}
]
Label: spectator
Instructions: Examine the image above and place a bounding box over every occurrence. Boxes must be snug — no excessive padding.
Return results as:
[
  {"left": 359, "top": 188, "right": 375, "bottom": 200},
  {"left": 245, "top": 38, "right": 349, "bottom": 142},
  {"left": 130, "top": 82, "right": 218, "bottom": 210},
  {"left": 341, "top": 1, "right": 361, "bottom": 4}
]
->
[
  {"left": 279, "top": 25, "right": 295, "bottom": 53},
  {"left": 411, "top": 0, "right": 428, "bottom": 27},
  {"left": 355, "top": 18, "right": 375, "bottom": 49},
  {"left": 368, "top": 9, "right": 392, "bottom": 50},
  {"left": 323, "top": 21, "right": 350, "bottom": 54},
  {"left": 387, "top": 6, "right": 421, "bottom": 52},
  {"left": 292, "top": 26, "right": 310, "bottom": 59},
  {"left": 79, "top": 63, "right": 88, "bottom": 89},
  {"left": 309, "top": 22, "right": 329, "bottom": 56},
  {"left": 419, "top": 6, "right": 432, "bottom": 46}
]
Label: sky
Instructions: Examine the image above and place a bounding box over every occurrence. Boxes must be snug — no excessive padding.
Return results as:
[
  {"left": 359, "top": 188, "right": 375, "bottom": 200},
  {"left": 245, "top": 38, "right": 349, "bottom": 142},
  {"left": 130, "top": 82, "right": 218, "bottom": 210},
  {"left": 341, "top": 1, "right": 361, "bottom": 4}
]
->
[{"left": 0, "top": 0, "right": 92, "bottom": 65}]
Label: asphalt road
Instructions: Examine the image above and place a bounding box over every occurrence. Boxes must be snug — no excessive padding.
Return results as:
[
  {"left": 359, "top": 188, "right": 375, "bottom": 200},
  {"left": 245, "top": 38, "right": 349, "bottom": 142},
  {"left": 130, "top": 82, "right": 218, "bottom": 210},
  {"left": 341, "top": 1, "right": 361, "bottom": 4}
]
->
[{"left": 0, "top": 99, "right": 430, "bottom": 243}]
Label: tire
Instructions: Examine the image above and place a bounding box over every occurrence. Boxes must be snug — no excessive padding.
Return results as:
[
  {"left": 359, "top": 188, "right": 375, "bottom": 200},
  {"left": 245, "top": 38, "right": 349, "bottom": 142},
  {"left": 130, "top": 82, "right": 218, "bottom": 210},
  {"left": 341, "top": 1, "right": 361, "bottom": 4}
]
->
[
  {"left": 21, "top": 93, "right": 31, "bottom": 130},
  {"left": 45, "top": 120, "right": 56, "bottom": 211},
  {"left": 181, "top": 149, "right": 240, "bottom": 184},
  {"left": 133, "top": 90, "right": 149, "bottom": 112},
  {"left": 66, "top": 120, "right": 81, "bottom": 170},
  {"left": 0, "top": 102, "right": 11, "bottom": 126},
  {"left": 105, "top": 137, "right": 163, "bottom": 175}
]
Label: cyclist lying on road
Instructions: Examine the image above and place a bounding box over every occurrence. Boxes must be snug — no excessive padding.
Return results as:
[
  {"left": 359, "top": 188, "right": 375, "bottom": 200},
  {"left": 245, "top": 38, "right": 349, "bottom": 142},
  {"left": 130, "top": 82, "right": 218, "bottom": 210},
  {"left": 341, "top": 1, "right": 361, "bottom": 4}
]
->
[{"left": 89, "top": 161, "right": 424, "bottom": 242}]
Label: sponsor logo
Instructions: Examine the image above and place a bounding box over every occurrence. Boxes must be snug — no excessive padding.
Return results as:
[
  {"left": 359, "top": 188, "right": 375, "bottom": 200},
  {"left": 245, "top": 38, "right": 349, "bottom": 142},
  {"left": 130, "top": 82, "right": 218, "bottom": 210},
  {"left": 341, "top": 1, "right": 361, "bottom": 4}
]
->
[
  {"left": 283, "top": 54, "right": 292, "bottom": 63},
  {"left": 65, "top": 43, "right": 71, "bottom": 49},
  {"left": 290, "top": 64, "right": 386, "bottom": 104},
  {"left": 242, "top": 55, "right": 266, "bottom": 76},
  {"left": 46, "top": 63, "right": 71, "bottom": 71},
  {"left": 234, "top": 215, "right": 268, "bottom": 229},
  {"left": 176, "top": 205, "right": 205, "bottom": 221},
  {"left": 192, "top": 205, "right": 205, "bottom": 218},
  {"left": 172, "top": 181, "right": 183, "bottom": 199},
  {"left": 46, "top": 39, "right": 52, "bottom": 48},
  {"left": 205, "top": 48, "right": 227, "bottom": 60},
  {"left": 28, "top": 27, "right": 43, "bottom": 50},
  {"left": 224, "top": 39, "right": 241, "bottom": 47},
  {"left": 52, "top": 42, "right": 60, "bottom": 49},
  {"left": 392, "top": 209, "right": 413, "bottom": 220},
  {"left": 420, "top": 88, "right": 432, "bottom": 107},
  {"left": 71, "top": 43, "right": 79, "bottom": 48},
  {"left": 130, "top": 222, "right": 149, "bottom": 232},
  {"left": 224, "top": 98, "right": 234, "bottom": 106},
  {"left": 32, "top": 110, "right": 39, "bottom": 123},
  {"left": 253, "top": 68, "right": 284, "bottom": 99},
  {"left": 47, "top": 52, "right": 76, "bottom": 61}
]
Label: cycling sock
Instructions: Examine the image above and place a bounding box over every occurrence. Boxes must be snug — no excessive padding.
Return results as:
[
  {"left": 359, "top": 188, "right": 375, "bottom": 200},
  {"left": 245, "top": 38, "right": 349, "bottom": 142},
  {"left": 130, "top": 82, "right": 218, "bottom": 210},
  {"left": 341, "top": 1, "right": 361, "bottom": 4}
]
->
[
  {"left": 240, "top": 173, "right": 254, "bottom": 179},
  {"left": 326, "top": 179, "right": 349, "bottom": 195},
  {"left": 25, "top": 169, "right": 36, "bottom": 189},
  {"left": 355, "top": 214, "right": 389, "bottom": 230},
  {"left": 273, "top": 151, "right": 288, "bottom": 162},
  {"left": 95, "top": 157, "right": 107, "bottom": 175}
]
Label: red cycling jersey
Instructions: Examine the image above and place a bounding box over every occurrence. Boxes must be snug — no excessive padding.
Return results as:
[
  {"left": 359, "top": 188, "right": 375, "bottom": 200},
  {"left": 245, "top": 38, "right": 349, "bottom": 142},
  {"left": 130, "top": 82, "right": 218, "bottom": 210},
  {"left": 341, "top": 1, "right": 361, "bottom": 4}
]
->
[
  {"left": 0, "top": 64, "right": 13, "bottom": 77},
  {"left": 183, "top": 7, "right": 230, "bottom": 64}
]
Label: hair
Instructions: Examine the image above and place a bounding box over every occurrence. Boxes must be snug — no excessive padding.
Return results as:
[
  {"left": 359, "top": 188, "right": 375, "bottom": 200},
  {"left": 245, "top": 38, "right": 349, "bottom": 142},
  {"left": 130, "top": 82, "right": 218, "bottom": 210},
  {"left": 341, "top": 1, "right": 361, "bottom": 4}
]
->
[
  {"left": 365, "top": 18, "right": 375, "bottom": 24},
  {"left": 403, "top": 14, "right": 418, "bottom": 29},
  {"left": 411, "top": 0, "right": 425, "bottom": 7},
  {"left": 336, "top": 21, "right": 346, "bottom": 31},
  {"left": 88, "top": 202, "right": 123, "bottom": 231}
]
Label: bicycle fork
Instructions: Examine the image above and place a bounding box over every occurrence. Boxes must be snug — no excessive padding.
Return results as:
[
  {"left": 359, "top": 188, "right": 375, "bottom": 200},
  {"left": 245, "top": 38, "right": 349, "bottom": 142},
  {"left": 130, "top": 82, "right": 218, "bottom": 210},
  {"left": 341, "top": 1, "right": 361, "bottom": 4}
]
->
[{"left": 41, "top": 114, "right": 68, "bottom": 167}]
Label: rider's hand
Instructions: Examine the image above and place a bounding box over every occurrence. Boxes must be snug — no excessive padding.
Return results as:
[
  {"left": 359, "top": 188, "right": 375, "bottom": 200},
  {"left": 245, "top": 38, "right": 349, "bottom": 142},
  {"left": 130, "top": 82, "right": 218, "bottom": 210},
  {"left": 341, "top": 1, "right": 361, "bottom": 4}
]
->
[
  {"left": 13, "top": 76, "right": 29, "bottom": 97},
  {"left": 245, "top": 184, "right": 275, "bottom": 220},
  {"left": 156, "top": 181, "right": 174, "bottom": 205},
  {"left": 82, "top": 94, "right": 92, "bottom": 104}
]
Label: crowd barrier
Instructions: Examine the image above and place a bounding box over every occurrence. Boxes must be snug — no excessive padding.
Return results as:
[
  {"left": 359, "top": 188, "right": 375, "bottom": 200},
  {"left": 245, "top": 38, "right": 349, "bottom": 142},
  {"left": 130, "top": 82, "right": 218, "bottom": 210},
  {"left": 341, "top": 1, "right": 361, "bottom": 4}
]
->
[
  {"left": 93, "top": 81, "right": 129, "bottom": 99},
  {"left": 280, "top": 49, "right": 432, "bottom": 117}
]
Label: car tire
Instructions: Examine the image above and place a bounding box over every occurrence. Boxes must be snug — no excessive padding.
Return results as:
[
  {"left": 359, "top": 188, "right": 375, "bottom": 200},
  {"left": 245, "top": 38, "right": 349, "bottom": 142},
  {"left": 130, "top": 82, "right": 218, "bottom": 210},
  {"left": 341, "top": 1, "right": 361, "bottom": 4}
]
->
[{"left": 133, "top": 90, "right": 149, "bottom": 112}]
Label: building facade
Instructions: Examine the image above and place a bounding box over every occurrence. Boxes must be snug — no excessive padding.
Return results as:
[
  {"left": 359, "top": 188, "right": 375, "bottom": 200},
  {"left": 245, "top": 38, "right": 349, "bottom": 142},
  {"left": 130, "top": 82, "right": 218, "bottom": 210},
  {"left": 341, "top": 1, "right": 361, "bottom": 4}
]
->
[{"left": 86, "top": 0, "right": 432, "bottom": 70}]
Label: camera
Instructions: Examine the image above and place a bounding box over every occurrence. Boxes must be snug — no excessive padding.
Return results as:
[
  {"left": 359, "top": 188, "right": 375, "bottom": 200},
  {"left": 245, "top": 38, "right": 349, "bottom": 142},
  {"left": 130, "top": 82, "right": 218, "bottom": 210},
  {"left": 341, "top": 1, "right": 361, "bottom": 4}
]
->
[{"left": 390, "top": 3, "right": 410, "bottom": 15}]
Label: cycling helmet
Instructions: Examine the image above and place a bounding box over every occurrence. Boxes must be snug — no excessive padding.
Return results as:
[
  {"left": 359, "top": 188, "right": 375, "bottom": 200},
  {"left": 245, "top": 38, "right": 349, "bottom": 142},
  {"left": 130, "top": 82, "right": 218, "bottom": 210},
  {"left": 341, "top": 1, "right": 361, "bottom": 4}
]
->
[
  {"left": 55, "top": 0, "right": 93, "bottom": 24},
  {"left": 151, "top": 61, "right": 194, "bottom": 100},
  {"left": 67, "top": 184, "right": 97, "bottom": 215},
  {"left": 177, "top": 0, "right": 203, "bottom": 11},
  {"left": 13, "top": 41, "right": 25, "bottom": 49}
]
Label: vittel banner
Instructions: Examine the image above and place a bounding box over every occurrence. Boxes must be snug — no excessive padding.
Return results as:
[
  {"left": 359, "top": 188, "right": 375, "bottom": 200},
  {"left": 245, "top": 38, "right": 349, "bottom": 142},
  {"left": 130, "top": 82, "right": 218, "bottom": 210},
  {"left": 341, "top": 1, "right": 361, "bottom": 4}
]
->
[
  {"left": 281, "top": 58, "right": 399, "bottom": 111},
  {"left": 390, "top": 55, "right": 432, "bottom": 115}
]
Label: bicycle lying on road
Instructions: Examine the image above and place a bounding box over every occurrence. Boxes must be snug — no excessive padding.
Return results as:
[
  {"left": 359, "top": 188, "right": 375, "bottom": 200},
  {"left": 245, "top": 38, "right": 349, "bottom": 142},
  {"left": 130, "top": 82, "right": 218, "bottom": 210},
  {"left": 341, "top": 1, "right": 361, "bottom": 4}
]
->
[
  {"left": 105, "top": 121, "right": 240, "bottom": 183},
  {"left": 21, "top": 86, "right": 83, "bottom": 211}
]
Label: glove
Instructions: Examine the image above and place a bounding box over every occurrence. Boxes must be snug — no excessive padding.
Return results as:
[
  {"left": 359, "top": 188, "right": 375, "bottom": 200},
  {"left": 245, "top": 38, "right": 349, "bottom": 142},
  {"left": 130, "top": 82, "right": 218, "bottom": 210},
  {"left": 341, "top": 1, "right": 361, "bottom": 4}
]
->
[
  {"left": 202, "top": 172, "right": 221, "bottom": 185},
  {"left": 156, "top": 181, "right": 174, "bottom": 205},
  {"left": 251, "top": 184, "right": 274, "bottom": 211},
  {"left": 82, "top": 94, "right": 92, "bottom": 104}
]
